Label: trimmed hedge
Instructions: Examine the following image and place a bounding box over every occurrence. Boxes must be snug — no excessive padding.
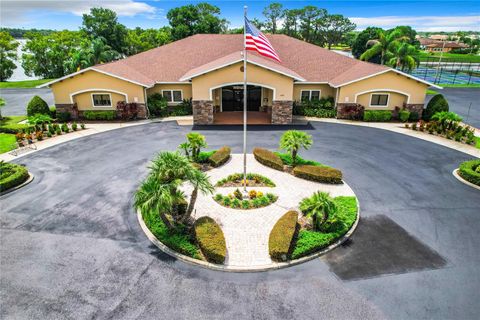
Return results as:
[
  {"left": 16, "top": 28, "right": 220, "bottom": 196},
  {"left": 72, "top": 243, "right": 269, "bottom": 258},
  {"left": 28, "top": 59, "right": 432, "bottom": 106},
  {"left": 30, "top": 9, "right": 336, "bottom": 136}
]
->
[
  {"left": 82, "top": 110, "right": 116, "bottom": 121},
  {"left": 363, "top": 110, "right": 392, "bottom": 122},
  {"left": 253, "top": 147, "right": 283, "bottom": 171},
  {"left": 194, "top": 216, "right": 227, "bottom": 264},
  {"left": 209, "top": 146, "right": 231, "bottom": 167},
  {"left": 424, "top": 94, "right": 449, "bottom": 121},
  {"left": 27, "top": 96, "right": 50, "bottom": 117},
  {"left": 399, "top": 110, "right": 411, "bottom": 122},
  {"left": 269, "top": 210, "right": 299, "bottom": 261},
  {"left": 293, "top": 165, "right": 343, "bottom": 184},
  {"left": 0, "top": 162, "right": 29, "bottom": 192},
  {"left": 458, "top": 159, "right": 480, "bottom": 186}
]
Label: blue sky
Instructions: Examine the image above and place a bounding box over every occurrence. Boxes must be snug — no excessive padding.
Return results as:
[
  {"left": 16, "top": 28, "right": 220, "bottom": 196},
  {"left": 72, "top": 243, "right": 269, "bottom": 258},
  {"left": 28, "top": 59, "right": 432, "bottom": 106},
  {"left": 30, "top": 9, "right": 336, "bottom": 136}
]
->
[{"left": 1, "top": 1, "right": 479, "bottom": 32}]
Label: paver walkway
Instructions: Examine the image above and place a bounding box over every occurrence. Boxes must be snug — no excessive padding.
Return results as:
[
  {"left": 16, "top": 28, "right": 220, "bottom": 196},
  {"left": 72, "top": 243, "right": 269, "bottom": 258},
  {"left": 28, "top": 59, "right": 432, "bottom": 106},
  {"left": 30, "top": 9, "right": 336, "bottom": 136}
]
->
[{"left": 185, "top": 154, "right": 355, "bottom": 268}]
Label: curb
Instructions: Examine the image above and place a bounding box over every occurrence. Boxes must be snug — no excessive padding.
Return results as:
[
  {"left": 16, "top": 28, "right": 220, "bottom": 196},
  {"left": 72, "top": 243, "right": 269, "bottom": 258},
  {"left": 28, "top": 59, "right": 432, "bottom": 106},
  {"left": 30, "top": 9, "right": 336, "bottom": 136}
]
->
[
  {"left": 0, "top": 173, "right": 34, "bottom": 196},
  {"left": 453, "top": 169, "right": 480, "bottom": 191},
  {"left": 137, "top": 198, "right": 360, "bottom": 272}
]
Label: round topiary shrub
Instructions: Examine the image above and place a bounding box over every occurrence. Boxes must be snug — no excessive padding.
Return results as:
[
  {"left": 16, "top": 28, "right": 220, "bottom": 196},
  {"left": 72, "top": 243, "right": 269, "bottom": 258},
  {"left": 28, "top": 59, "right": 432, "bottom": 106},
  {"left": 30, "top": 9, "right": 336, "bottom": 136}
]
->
[
  {"left": 423, "top": 94, "right": 449, "bottom": 121},
  {"left": 27, "top": 95, "right": 50, "bottom": 117},
  {"left": 194, "top": 216, "right": 227, "bottom": 264},
  {"left": 458, "top": 159, "right": 480, "bottom": 186},
  {"left": 0, "top": 162, "right": 29, "bottom": 192}
]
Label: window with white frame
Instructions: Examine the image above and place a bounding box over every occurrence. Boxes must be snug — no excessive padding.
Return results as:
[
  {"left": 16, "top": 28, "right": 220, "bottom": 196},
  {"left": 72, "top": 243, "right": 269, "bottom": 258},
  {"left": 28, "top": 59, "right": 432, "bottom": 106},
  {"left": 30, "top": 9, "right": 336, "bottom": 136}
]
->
[
  {"left": 300, "top": 90, "right": 320, "bottom": 101},
  {"left": 370, "top": 94, "right": 389, "bottom": 106},
  {"left": 162, "top": 90, "right": 183, "bottom": 103},
  {"left": 92, "top": 94, "right": 111, "bottom": 107}
]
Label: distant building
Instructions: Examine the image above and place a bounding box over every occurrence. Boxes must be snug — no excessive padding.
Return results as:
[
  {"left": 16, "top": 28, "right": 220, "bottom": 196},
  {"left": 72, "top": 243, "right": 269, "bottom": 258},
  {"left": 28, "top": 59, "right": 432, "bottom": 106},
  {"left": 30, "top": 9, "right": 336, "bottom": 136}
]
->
[
  {"left": 418, "top": 37, "right": 469, "bottom": 52},
  {"left": 429, "top": 34, "right": 449, "bottom": 41}
]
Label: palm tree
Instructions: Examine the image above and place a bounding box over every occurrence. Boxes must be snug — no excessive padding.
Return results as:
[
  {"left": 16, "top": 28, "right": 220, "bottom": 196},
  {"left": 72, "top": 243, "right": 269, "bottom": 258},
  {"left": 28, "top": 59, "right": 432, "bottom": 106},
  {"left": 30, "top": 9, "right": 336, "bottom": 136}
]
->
[
  {"left": 387, "top": 42, "right": 419, "bottom": 72},
  {"left": 178, "top": 142, "right": 190, "bottom": 159},
  {"left": 186, "top": 132, "right": 207, "bottom": 161},
  {"left": 64, "top": 51, "right": 89, "bottom": 74},
  {"left": 182, "top": 168, "right": 214, "bottom": 223},
  {"left": 360, "top": 29, "right": 409, "bottom": 65},
  {"left": 134, "top": 175, "right": 182, "bottom": 229},
  {"left": 299, "top": 191, "right": 337, "bottom": 231},
  {"left": 84, "top": 38, "right": 120, "bottom": 66},
  {"left": 279, "top": 130, "right": 313, "bottom": 165}
]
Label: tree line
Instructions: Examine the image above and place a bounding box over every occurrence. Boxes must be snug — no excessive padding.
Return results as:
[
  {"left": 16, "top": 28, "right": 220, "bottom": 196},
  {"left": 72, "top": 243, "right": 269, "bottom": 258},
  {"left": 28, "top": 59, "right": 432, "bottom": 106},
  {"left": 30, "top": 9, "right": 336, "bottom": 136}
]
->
[{"left": 0, "top": 2, "right": 441, "bottom": 81}]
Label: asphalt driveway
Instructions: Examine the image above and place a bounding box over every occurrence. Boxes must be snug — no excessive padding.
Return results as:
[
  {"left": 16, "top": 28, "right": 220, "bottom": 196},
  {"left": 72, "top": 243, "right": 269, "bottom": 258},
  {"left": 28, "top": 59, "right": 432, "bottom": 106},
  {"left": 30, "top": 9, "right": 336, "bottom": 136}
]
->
[
  {"left": 1, "top": 121, "right": 479, "bottom": 319},
  {"left": 427, "top": 87, "right": 480, "bottom": 128},
  {"left": 0, "top": 88, "right": 54, "bottom": 116}
]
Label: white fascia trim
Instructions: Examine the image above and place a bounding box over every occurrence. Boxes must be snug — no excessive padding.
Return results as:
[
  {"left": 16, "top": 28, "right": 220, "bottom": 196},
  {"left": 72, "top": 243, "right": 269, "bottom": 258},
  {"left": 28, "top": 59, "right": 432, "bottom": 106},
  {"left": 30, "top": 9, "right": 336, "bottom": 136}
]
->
[
  {"left": 209, "top": 82, "right": 277, "bottom": 101},
  {"left": 295, "top": 82, "right": 329, "bottom": 84},
  {"left": 179, "top": 58, "right": 306, "bottom": 82},
  {"left": 333, "top": 69, "right": 442, "bottom": 89},
  {"left": 354, "top": 89, "right": 410, "bottom": 104},
  {"left": 37, "top": 67, "right": 152, "bottom": 88},
  {"left": 155, "top": 82, "right": 191, "bottom": 84},
  {"left": 70, "top": 88, "right": 129, "bottom": 104}
]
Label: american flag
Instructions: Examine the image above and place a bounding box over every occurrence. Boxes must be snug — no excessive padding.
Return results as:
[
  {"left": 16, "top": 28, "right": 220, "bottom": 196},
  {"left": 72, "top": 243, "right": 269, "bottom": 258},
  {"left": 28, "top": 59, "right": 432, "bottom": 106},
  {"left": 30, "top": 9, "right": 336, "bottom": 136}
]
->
[{"left": 245, "top": 17, "right": 281, "bottom": 63}]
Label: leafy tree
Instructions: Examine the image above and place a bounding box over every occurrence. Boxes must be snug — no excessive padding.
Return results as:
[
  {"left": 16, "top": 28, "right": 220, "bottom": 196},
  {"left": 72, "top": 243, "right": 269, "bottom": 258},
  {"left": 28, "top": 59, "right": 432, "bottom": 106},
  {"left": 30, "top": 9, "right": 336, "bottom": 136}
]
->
[
  {"left": 0, "top": 31, "right": 19, "bottom": 81},
  {"left": 27, "top": 95, "right": 50, "bottom": 116},
  {"left": 167, "top": 3, "right": 228, "bottom": 41},
  {"left": 125, "top": 27, "right": 171, "bottom": 55},
  {"left": 279, "top": 130, "right": 313, "bottom": 164},
  {"left": 299, "top": 6, "right": 327, "bottom": 43},
  {"left": 22, "top": 30, "right": 84, "bottom": 78},
  {"left": 262, "top": 3, "right": 284, "bottom": 34},
  {"left": 352, "top": 27, "right": 383, "bottom": 61},
  {"left": 389, "top": 26, "right": 419, "bottom": 46},
  {"left": 318, "top": 14, "right": 356, "bottom": 49},
  {"left": 300, "top": 191, "right": 337, "bottom": 231},
  {"left": 83, "top": 38, "right": 120, "bottom": 65},
  {"left": 82, "top": 8, "right": 128, "bottom": 54},
  {"left": 387, "top": 42, "right": 419, "bottom": 71},
  {"left": 282, "top": 9, "right": 302, "bottom": 38},
  {"left": 63, "top": 50, "right": 89, "bottom": 74},
  {"left": 423, "top": 94, "right": 449, "bottom": 121},
  {"left": 360, "top": 29, "right": 409, "bottom": 65}
]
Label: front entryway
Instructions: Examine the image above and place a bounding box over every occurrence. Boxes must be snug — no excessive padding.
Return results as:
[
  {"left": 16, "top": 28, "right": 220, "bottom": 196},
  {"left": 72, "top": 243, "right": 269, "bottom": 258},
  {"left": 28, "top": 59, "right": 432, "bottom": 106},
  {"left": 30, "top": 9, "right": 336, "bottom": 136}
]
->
[
  {"left": 221, "top": 85, "right": 261, "bottom": 112},
  {"left": 213, "top": 111, "right": 271, "bottom": 124}
]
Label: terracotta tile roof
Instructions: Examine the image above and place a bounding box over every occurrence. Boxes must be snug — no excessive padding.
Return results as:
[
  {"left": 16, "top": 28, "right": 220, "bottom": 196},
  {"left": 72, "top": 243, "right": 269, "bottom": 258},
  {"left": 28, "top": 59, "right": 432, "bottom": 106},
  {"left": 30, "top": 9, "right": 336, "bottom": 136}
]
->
[
  {"left": 93, "top": 34, "right": 393, "bottom": 86},
  {"left": 179, "top": 51, "right": 305, "bottom": 81}
]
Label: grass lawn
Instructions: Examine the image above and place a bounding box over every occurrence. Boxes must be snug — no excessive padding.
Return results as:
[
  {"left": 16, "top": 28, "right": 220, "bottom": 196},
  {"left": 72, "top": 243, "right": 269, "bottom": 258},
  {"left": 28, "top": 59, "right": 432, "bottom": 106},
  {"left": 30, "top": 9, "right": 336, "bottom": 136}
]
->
[
  {"left": 438, "top": 83, "right": 480, "bottom": 88},
  {"left": 475, "top": 137, "right": 480, "bottom": 150},
  {"left": 417, "top": 52, "right": 480, "bottom": 63},
  {"left": 0, "top": 79, "right": 53, "bottom": 89},
  {"left": 426, "top": 89, "right": 438, "bottom": 94},
  {"left": 0, "top": 133, "right": 16, "bottom": 154}
]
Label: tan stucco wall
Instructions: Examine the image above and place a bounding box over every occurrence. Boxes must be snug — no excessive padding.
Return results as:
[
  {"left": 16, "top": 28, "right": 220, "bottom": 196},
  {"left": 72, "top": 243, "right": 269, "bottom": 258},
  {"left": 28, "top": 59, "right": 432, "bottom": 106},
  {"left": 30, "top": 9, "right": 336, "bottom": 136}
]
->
[
  {"left": 356, "top": 91, "right": 408, "bottom": 110},
  {"left": 293, "top": 84, "right": 336, "bottom": 101},
  {"left": 146, "top": 83, "right": 192, "bottom": 101},
  {"left": 191, "top": 62, "right": 294, "bottom": 101},
  {"left": 337, "top": 71, "right": 429, "bottom": 108},
  {"left": 50, "top": 70, "right": 146, "bottom": 109},
  {"left": 73, "top": 91, "right": 126, "bottom": 111}
]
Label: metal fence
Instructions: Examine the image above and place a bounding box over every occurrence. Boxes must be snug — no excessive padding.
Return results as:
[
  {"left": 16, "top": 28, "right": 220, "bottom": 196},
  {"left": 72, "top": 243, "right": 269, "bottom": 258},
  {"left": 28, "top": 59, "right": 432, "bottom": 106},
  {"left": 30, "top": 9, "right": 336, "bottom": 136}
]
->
[{"left": 404, "top": 57, "right": 480, "bottom": 85}]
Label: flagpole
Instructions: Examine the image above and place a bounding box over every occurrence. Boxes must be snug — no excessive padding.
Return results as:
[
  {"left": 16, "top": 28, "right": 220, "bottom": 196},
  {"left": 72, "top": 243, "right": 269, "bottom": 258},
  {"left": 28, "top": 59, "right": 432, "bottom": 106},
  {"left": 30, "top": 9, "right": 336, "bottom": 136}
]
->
[{"left": 242, "top": 5, "right": 248, "bottom": 193}]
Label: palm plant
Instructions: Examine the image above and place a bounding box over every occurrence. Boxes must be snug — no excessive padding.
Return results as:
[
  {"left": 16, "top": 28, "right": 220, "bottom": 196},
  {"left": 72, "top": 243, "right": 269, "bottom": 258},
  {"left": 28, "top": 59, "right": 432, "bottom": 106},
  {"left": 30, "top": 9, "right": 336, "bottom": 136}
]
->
[
  {"left": 299, "top": 191, "right": 337, "bottom": 231},
  {"left": 360, "top": 29, "right": 409, "bottom": 65},
  {"left": 182, "top": 168, "right": 214, "bottom": 223},
  {"left": 279, "top": 130, "right": 313, "bottom": 165},
  {"left": 84, "top": 38, "right": 120, "bottom": 65},
  {"left": 186, "top": 132, "right": 207, "bottom": 161},
  {"left": 178, "top": 142, "right": 190, "bottom": 159},
  {"left": 387, "top": 42, "right": 419, "bottom": 72},
  {"left": 64, "top": 51, "right": 89, "bottom": 73}
]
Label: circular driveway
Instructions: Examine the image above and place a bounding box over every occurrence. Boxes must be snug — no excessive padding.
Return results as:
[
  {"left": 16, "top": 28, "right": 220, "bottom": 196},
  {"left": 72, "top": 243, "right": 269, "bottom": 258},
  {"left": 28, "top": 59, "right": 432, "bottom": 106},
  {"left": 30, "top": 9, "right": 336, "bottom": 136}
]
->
[{"left": 1, "top": 121, "right": 479, "bottom": 319}]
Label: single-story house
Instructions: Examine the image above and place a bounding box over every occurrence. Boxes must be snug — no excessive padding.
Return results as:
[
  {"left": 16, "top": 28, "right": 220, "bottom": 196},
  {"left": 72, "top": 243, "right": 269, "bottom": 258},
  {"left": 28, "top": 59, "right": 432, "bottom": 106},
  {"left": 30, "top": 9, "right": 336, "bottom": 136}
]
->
[
  {"left": 418, "top": 37, "right": 469, "bottom": 52},
  {"left": 41, "top": 34, "right": 440, "bottom": 124}
]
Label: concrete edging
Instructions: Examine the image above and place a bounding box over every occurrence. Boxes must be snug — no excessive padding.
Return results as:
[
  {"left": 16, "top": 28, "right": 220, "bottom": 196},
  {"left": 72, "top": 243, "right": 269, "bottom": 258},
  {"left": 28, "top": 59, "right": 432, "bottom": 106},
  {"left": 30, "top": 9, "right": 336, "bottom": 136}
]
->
[
  {"left": 136, "top": 197, "right": 360, "bottom": 272},
  {"left": 0, "top": 172, "right": 34, "bottom": 196},
  {"left": 452, "top": 169, "right": 480, "bottom": 191}
]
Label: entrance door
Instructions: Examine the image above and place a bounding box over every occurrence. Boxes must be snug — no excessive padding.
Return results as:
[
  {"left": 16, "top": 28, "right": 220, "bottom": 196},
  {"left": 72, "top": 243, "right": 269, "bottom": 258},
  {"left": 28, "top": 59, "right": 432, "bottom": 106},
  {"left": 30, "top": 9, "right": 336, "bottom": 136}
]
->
[{"left": 221, "top": 85, "right": 261, "bottom": 112}]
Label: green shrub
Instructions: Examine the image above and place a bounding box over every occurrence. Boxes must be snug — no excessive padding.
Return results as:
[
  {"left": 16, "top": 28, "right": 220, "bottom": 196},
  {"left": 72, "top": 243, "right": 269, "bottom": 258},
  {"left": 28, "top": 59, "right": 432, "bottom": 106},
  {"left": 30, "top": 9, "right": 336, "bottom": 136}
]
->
[
  {"left": 423, "top": 94, "right": 449, "bottom": 121},
  {"left": 55, "top": 128, "right": 61, "bottom": 135},
  {"left": 82, "top": 110, "right": 116, "bottom": 121},
  {"left": 147, "top": 93, "right": 168, "bottom": 117},
  {"left": 71, "top": 122, "right": 78, "bottom": 131},
  {"left": 458, "top": 159, "right": 480, "bottom": 186},
  {"left": 195, "top": 216, "right": 226, "bottom": 264},
  {"left": 363, "top": 110, "right": 392, "bottom": 122},
  {"left": 215, "top": 172, "right": 276, "bottom": 187},
  {"left": 292, "top": 196, "right": 357, "bottom": 259},
  {"left": 27, "top": 96, "right": 50, "bottom": 117},
  {"left": 57, "top": 111, "right": 71, "bottom": 123},
  {"left": 269, "top": 211, "right": 299, "bottom": 261},
  {"left": 274, "top": 152, "right": 325, "bottom": 167},
  {"left": 209, "top": 146, "right": 231, "bottom": 167},
  {"left": 0, "top": 162, "right": 29, "bottom": 192},
  {"left": 253, "top": 147, "right": 283, "bottom": 171},
  {"left": 293, "top": 165, "right": 343, "bottom": 184},
  {"left": 49, "top": 106, "right": 56, "bottom": 118},
  {"left": 399, "top": 110, "right": 411, "bottom": 122},
  {"left": 61, "top": 123, "right": 69, "bottom": 133},
  {"left": 196, "top": 150, "right": 216, "bottom": 163},
  {"left": 141, "top": 209, "right": 200, "bottom": 259},
  {"left": 408, "top": 111, "right": 419, "bottom": 122},
  {"left": 431, "top": 111, "right": 462, "bottom": 122},
  {"left": 80, "top": 123, "right": 86, "bottom": 129},
  {"left": 293, "top": 97, "right": 336, "bottom": 118}
]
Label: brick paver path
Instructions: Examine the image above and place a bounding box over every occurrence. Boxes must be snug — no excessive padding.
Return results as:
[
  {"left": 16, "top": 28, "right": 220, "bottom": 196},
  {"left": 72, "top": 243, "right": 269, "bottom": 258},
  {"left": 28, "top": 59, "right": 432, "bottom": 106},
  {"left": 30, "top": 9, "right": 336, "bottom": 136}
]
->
[{"left": 185, "top": 154, "right": 355, "bottom": 268}]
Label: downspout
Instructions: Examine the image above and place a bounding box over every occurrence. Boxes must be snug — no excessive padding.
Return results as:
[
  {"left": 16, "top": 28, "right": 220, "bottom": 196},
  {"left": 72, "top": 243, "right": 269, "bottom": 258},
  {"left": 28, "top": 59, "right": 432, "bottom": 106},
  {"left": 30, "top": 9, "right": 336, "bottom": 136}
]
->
[
  {"left": 144, "top": 87, "right": 150, "bottom": 119},
  {"left": 335, "top": 87, "right": 340, "bottom": 119}
]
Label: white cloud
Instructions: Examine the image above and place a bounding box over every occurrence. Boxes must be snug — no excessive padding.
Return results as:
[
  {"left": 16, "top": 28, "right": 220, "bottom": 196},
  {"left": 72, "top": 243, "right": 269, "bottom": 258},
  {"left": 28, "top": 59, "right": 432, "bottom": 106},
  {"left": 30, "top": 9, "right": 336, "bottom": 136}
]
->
[
  {"left": 350, "top": 15, "right": 480, "bottom": 31},
  {"left": 0, "top": 0, "right": 157, "bottom": 26}
]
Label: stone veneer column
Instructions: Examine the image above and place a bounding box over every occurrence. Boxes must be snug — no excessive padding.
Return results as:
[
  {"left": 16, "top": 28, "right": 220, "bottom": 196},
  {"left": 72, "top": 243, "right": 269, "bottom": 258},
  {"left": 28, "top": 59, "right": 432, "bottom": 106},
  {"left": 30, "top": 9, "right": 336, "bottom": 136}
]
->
[
  {"left": 193, "top": 100, "right": 214, "bottom": 125},
  {"left": 271, "top": 100, "right": 293, "bottom": 124},
  {"left": 403, "top": 103, "right": 424, "bottom": 119}
]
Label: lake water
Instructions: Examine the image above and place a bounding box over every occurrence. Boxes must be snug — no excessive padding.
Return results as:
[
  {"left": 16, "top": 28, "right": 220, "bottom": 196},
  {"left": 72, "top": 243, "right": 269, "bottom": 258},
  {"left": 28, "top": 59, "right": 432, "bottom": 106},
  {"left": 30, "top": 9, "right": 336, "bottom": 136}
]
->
[{"left": 11, "top": 39, "right": 39, "bottom": 81}]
